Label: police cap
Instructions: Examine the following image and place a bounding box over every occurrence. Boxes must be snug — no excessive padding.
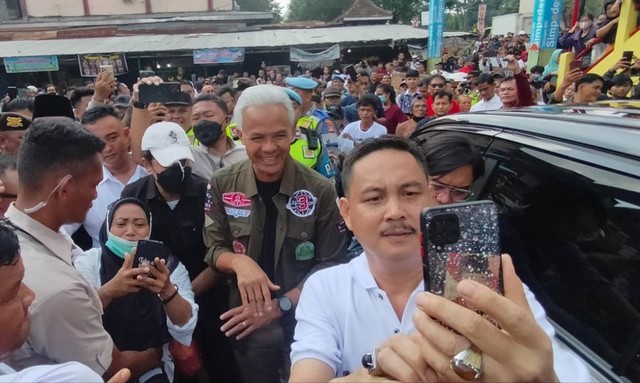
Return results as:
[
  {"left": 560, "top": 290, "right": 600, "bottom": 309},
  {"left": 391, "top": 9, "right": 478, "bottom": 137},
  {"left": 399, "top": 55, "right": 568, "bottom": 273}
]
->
[
  {"left": 0, "top": 112, "right": 31, "bottom": 132},
  {"left": 285, "top": 76, "right": 318, "bottom": 91}
]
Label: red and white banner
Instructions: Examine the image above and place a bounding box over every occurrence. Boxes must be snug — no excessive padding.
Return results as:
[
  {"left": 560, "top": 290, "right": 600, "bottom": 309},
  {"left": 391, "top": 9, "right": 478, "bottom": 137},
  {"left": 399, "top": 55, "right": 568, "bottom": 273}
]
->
[{"left": 478, "top": 4, "right": 487, "bottom": 35}]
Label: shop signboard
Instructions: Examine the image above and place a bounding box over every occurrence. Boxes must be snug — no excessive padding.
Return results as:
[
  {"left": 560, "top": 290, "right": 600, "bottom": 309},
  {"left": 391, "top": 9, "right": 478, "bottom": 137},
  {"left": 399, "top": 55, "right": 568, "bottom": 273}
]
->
[
  {"left": 193, "top": 48, "right": 245, "bottom": 64},
  {"left": 4, "top": 56, "right": 59, "bottom": 73},
  {"left": 78, "top": 53, "right": 128, "bottom": 77}
]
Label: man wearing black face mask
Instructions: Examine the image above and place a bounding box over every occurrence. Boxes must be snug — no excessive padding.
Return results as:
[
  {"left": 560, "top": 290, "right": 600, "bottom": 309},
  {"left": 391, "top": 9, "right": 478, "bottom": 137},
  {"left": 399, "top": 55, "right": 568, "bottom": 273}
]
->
[
  {"left": 120, "top": 121, "right": 242, "bottom": 383},
  {"left": 191, "top": 94, "right": 247, "bottom": 176}
]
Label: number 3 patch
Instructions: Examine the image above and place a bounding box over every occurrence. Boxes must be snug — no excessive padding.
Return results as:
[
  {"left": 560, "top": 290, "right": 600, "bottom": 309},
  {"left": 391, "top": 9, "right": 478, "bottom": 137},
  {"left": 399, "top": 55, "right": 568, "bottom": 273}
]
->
[{"left": 286, "top": 189, "right": 317, "bottom": 218}]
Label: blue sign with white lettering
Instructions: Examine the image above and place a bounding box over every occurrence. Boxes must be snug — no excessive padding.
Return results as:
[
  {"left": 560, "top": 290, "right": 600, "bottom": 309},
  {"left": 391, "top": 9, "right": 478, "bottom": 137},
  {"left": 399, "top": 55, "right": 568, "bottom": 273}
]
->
[
  {"left": 428, "top": 0, "right": 445, "bottom": 58},
  {"left": 530, "top": 0, "right": 564, "bottom": 49}
]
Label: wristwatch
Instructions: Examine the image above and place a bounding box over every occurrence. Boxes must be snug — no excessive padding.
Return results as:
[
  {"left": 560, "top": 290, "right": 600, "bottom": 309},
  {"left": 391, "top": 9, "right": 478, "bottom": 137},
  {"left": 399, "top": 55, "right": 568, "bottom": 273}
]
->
[
  {"left": 278, "top": 296, "right": 293, "bottom": 314},
  {"left": 132, "top": 101, "right": 147, "bottom": 109}
]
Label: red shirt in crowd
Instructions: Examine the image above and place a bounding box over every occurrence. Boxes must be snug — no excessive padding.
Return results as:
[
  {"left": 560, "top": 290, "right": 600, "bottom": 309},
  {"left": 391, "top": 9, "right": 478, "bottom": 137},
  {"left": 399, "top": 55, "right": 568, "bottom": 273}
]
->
[
  {"left": 383, "top": 103, "right": 408, "bottom": 134},
  {"left": 427, "top": 96, "right": 461, "bottom": 117}
]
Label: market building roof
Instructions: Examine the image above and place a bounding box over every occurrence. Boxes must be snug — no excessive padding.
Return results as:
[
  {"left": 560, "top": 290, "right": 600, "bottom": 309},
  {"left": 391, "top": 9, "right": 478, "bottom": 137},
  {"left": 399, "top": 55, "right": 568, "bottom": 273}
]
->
[{"left": 0, "top": 24, "right": 472, "bottom": 57}]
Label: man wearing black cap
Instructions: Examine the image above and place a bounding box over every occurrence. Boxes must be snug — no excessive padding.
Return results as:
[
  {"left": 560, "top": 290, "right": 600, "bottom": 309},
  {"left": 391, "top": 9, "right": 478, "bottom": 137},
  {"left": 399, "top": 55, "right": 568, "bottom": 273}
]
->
[{"left": 0, "top": 113, "right": 30, "bottom": 155}]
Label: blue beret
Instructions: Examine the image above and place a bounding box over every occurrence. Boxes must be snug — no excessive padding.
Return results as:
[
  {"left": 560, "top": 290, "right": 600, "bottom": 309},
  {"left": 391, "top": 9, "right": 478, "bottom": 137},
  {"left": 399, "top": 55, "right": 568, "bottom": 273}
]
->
[
  {"left": 285, "top": 76, "right": 318, "bottom": 90},
  {"left": 282, "top": 87, "right": 302, "bottom": 105}
]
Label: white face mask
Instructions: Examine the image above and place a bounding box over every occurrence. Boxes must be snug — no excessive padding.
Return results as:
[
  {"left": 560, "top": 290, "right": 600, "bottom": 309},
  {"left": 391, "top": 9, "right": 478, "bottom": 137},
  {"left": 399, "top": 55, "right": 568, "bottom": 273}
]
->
[{"left": 579, "top": 21, "right": 592, "bottom": 30}]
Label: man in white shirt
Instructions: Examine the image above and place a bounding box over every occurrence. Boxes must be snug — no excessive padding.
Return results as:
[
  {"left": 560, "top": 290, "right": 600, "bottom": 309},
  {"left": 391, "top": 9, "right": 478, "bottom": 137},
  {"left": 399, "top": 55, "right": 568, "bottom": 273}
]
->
[
  {"left": 289, "top": 136, "right": 591, "bottom": 382},
  {"left": 470, "top": 73, "right": 503, "bottom": 112},
  {"left": 63, "top": 105, "right": 148, "bottom": 248},
  {"left": 339, "top": 95, "right": 387, "bottom": 152}
]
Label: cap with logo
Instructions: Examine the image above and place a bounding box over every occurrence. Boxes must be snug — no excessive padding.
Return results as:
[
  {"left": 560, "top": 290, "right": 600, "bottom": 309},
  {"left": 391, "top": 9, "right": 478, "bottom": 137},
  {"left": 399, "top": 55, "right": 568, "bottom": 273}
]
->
[
  {"left": 282, "top": 87, "right": 302, "bottom": 105},
  {"left": 285, "top": 76, "right": 318, "bottom": 91},
  {"left": 331, "top": 74, "right": 345, "bottom": 83},
  {"left": 0, "top": 113, "right": 31, "bottom": 131},
  {"left": 141, "top": 121, "right": 194, "bottom": 167}
]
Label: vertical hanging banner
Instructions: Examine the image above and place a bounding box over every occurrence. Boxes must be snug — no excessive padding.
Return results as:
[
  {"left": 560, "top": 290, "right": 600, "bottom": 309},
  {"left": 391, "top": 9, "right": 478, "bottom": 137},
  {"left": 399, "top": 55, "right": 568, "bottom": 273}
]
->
[
  {"left": 428, "top": 0, "right": 445, "bottom": 58},
  {"left": 477, "top": 4, "right": 487, "bottom": 35},
  {"left": 530, "top": 0, "right": 564, "bottom": 49}
]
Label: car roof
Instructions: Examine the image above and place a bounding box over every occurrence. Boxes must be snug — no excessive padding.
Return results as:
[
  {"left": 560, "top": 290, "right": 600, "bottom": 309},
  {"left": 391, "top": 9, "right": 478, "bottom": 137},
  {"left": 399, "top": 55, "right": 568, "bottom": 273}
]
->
[{"left": 427, "top": 102, "right": 640, "bottom": 159}]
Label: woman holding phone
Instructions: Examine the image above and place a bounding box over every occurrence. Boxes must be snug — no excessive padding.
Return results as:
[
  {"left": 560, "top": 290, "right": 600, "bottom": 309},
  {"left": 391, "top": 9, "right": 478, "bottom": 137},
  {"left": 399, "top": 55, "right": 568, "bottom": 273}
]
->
[{"left": 74, "top": 197, "right": 198, "bottom": 383}]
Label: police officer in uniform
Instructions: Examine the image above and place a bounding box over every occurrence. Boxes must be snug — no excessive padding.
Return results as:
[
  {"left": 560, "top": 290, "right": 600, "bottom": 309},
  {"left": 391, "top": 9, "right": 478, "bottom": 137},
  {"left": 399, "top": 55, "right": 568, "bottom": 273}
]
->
[
  {"left": 285, "top": 77, "right": 335, "bottom": 178},
  {"left": 282, "top": 88, "right": 334, "bottom": 179},
  {"left": 203, "top": 85, "right": 348, "bottom": 383}
]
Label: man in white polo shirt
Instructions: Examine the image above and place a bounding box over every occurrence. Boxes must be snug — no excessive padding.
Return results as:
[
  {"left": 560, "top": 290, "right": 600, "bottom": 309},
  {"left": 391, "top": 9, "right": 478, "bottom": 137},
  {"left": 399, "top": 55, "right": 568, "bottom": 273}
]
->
[
  {"left": 289, "top": 136, "right": 591, "bottom": 382},
  {"left": 469, "top": 74, "right": 503, "bottom": 112},
  {"left": 63, "top": 105, "right": 148, "bottom": 248},
  {"left": 339, "top": 95, "right": 387, "bottom": 152}
]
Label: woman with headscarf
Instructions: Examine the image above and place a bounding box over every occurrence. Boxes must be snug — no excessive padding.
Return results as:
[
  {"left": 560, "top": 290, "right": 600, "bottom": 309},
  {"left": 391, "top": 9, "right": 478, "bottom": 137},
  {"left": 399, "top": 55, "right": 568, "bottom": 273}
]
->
[
  {"left": 74, "top": 197, "right": 198, "bottom": 383},
  {"left": 542, "top": 49, "right": 563, "bottom": 85}
]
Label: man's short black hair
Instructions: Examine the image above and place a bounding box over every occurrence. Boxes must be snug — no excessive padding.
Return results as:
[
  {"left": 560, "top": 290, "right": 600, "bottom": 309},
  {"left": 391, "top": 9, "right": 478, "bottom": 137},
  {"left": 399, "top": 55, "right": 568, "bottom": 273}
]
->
[
  {"left": 610, "top": 73, "right": 632, "bottom": 87},
  {"left": 217, "top": 85, "right": 236, "bottom": 99},
  {"left": 530, "top": 65, "right": 545, "bottom": 75},
  {"left": 406, "top": 69, "right": 420, "bottom": 79},
  {"left": 193, "top": 94, "right": 229, "bottom": 115},
  {"left": 501, "top": 76, "right": 516, "bottom": 84},
  {"left": 341, "top": 135, "right": 427, "bottom": 196},
  {"left": 4, "top": 97, "right": 34, "bottom": 113},
  {"left": 180, "top": 80, "right": 194, "bottom": 88},
  {"left": 235, "top": 78, "right": 256, "bottom": 92},
  {"left": 475, "top": 73, "right": 495, "bottom": 86},
  {"left": 17, "top": 117, "right": 105, "bottom": 192},
  {"left": 194, "top": 81, "right": 204, "bottom": 92},
  {"left": 358, "top": 70, "right": 370, "bottom": 79},
  {"left": 419, "top": 78, "right": 431, "bottom": 88},
  {"left": 69, "top": 87, "right": 95, "bottom": 109},
  {"left": 0, "top": 223, "right": 20, "bottom": 267},
  {"left": 81, "top": 104, "right": 120, "bottom": 125},
  {"left": 429, "top": 74, "right": 446, "bottom": 85},
  {"left": 433, "top": 90, "right": 453, "bottom": 103},
  {"left": 576, "top": 73, "right": 604, "bottom": 88},
  {"left": 356, "top": 94, "right": 378, "bottom": 110},
  {"left": 423, "top": 133, "right": 484, "bottom": 181}
]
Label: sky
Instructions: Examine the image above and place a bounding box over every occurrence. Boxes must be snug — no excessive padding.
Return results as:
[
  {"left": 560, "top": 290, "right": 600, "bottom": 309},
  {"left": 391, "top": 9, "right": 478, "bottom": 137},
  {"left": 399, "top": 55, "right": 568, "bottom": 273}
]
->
[{"left": 274, "top": 0, "right": 291, "bottom": 13}]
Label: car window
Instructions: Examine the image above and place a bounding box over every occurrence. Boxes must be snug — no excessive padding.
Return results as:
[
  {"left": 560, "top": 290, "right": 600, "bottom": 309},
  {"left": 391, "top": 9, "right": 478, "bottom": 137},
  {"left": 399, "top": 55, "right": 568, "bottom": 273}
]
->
[{"left": 481, "top": 138, "right": 640, "bottom": 381}]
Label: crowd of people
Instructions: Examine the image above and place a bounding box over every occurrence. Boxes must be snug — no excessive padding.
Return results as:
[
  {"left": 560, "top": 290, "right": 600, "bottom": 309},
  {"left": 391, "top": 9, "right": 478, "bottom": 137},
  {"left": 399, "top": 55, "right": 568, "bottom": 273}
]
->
[{"left": 1, "top": 2, "right": 639, "bottom": 380}]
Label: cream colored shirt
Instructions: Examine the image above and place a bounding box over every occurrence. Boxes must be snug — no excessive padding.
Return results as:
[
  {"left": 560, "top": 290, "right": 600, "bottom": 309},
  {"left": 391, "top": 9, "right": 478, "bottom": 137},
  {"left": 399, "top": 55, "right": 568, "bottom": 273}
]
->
[
  {"left": 4, "top": 204, "right": 113, "bottom": 375},
  {"left": 190, "top": 139, "right": 247, "bottom": 180}
]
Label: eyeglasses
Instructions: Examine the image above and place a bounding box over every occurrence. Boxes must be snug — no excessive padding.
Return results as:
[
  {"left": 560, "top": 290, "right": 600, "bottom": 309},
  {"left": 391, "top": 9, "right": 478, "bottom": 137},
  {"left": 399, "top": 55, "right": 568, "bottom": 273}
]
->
[
  {"left": 430, "top": 83, "right": 445, "bottom": 88},
  {"left": 429, "top": 181, "right": 473, "bottom": 202}
]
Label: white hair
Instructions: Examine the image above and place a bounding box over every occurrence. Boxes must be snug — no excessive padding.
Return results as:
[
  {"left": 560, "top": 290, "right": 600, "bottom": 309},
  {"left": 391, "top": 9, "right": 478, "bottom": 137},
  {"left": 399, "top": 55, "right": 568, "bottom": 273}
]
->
[{"left": 233, "top": 85, "right": 294, "bottom": 131}]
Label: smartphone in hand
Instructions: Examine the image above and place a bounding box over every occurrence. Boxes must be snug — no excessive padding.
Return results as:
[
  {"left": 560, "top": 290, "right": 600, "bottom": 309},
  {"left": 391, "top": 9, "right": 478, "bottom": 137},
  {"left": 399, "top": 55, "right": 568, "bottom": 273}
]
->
[
  {"left": 345, "top": 65, "right": 358, "bottom": 83},
  {"left": 421, "top": 200, "right": 503, "bottom": 326},
  {"left": 138, "top": 82, "right": 182, "bottom": 104},
  {"left": 569, "top": 60, "right": 583, "bottom": 71},
  {"left": 135, "top": 239, "right": 171, "bottom": 270},
  {"left": 100, "top": 65, "right": 115, "bottom": 82}
]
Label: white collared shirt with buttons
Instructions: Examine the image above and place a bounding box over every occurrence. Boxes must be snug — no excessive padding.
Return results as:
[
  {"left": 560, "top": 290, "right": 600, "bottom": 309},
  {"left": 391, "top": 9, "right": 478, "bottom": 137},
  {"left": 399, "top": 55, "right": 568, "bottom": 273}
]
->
[
  {"left": 470, "top": 94, "right": 503, "bottom": 112},
  {"left": 291, "top": 253, "right": 592, "bottom": 382},
  {"left": 63, "top": 165, "right": 148, "bottom": 248}
]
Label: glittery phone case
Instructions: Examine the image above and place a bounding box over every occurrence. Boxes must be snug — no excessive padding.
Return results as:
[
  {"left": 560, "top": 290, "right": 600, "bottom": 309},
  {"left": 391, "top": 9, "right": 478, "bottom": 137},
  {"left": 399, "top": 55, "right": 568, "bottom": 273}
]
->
[{"left": 420, "top": 200, "right": 503, "bottom": 305}]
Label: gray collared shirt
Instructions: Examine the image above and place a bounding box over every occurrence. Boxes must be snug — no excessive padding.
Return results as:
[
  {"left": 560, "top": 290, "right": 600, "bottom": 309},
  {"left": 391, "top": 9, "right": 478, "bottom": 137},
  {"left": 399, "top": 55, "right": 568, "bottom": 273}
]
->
[{"left": 5, "top": 204, "right": 113, "bottom": 375}]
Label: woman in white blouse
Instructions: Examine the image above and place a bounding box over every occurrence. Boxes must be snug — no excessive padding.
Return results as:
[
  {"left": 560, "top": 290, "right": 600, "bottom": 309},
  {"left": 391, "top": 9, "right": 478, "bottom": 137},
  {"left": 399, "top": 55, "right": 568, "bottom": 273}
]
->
[{"left": 74, "top": 197, "right": 198, "bottom": 383}]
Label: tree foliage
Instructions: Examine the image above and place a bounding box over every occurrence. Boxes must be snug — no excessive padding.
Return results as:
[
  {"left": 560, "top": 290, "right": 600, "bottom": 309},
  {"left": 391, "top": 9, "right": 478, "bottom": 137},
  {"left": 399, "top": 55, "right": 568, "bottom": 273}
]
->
[
  {"left": 371, "top": 0, "right": 427, "bottom": 24},
  {"left": 287, "top": 0, "right": 347, "bottom": 22},
  {"left": 236, "top": 0, "right": 282, "bottom": 22}
]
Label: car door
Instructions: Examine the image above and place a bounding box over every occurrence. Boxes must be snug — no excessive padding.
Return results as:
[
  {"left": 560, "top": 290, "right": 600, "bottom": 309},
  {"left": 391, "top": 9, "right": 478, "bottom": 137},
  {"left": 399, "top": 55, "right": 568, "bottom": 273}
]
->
[{"left": 480, "top": 134, "right": 640, "bottom": 382}]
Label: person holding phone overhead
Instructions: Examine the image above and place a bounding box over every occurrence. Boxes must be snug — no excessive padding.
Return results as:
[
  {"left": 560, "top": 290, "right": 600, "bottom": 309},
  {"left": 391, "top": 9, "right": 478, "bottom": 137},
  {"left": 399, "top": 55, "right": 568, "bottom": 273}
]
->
[
  {"left": 289, "top": 136, "right": 590, "bottom": 382},
  {"left": 74, "top": 197, "right": 197, "bottom": 383}
]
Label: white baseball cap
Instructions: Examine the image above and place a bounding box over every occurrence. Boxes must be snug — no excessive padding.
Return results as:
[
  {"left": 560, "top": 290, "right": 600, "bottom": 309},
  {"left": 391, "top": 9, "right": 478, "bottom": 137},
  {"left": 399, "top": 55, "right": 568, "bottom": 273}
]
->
[
  {"left": 141, "top": 122, "right": 194, "bottom": 167},
  {"left": 26, "top": 86, "right": 37, "bottom": 92}
]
